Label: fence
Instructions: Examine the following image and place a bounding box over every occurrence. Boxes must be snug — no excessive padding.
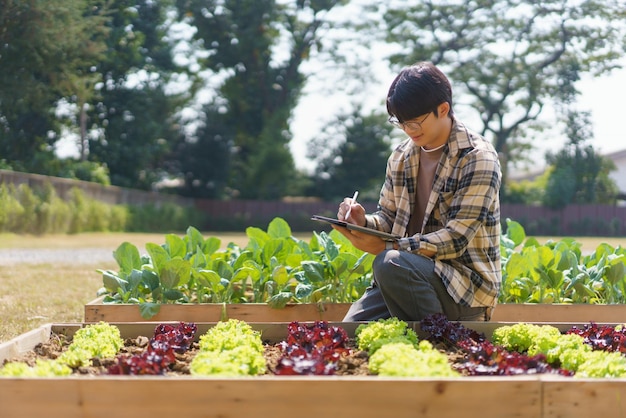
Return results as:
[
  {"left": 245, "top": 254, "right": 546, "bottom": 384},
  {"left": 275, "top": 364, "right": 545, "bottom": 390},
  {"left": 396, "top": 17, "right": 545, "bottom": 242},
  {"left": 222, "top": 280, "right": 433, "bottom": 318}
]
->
[
  {"left": 3, "top": 169, "right": 626, "bottom": 235},
  {"left": 499, "top": 204, "right": 626, "bottom": 236},
  {"left": 195, "top": 199, "right": 626, "bottom": 236},
  {"left": 0, "top": 169, "right": 194, "bottom": 207}
]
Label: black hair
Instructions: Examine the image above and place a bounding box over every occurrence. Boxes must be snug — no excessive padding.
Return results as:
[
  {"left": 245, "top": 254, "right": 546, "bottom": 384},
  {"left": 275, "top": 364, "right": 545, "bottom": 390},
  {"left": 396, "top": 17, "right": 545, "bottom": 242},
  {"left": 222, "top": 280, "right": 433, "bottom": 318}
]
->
[{"left": 386, "top": 61, "right": 454, "bottom": 122}]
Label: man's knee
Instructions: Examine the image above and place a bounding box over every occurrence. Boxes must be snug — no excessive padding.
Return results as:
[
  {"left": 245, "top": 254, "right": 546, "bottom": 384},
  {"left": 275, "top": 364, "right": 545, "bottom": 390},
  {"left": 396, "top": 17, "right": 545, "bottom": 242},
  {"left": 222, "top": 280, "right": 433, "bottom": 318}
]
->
[{"left": 372, "top": 250, "right": 399, "bottom": 280}]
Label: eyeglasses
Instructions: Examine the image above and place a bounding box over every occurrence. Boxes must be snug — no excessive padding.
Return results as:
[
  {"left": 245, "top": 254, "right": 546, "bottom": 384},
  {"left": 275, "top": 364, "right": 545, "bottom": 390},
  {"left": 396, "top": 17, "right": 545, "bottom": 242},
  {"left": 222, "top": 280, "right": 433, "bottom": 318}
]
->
[{"left": 388, "top": 112, "right": 432, "bottom": 131}]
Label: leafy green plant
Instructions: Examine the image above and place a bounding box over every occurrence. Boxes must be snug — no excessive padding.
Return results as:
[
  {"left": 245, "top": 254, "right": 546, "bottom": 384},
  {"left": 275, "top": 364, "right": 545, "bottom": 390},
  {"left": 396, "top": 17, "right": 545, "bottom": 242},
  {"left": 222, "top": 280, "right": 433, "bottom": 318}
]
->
[
  {"left": 97, "top": 216, "right": 626, "bottom": 317},
  {"left": 56, "top": 322, "right": 124, "bottom": 368},
  {"left": 492, "top": 322, "right": 626, "bottom": 378},
  {"left": 0, "top": 322, "right": 123, "bottom": 376},
  {"left": 190, "top": 319, "right": 266, "bottom": 377},
  {"left": 355, "top": 317, "right": 419, "bottom": 355},
  {"left": 500, "top": 219, "right": 626, "bottom": 304},
  {"left": 0, "top": 359, "right": 72, "bottom": 377},
  {"left": 97, "top": 217, "right": 375, "bottom": 318},
  {"left": 368, "top": 340, "right": 459, "bottom": 377}
]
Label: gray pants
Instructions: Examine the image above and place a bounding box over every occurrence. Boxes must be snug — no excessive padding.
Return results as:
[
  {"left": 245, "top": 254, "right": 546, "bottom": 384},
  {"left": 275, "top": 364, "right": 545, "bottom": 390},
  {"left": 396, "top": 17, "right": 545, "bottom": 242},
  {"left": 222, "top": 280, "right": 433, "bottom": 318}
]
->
[{"left": 343, "top": 249, "right": 488, "bottom": 322}]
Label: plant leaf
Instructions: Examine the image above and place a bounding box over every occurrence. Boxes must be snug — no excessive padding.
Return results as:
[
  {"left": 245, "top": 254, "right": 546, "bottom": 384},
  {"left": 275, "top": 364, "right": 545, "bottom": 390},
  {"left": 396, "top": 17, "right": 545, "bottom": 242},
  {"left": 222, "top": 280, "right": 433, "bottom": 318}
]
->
[
  {"left": 139, "top": 302, "right": 160, "bottom": 319},
  {"left": 165, "top": 233, "right": 186, "bottom": 258},
  {"left": 202, "top": 236, "right": 221, "bottom": 256},
  {"left": 504, "top": 218, "right": 526, "bottom": 247},
  {"left": 295, "top": 282, "right": 313, "bottom": 299},
  {"left": 272, "top": 265, "right": 290, "bottom": 286},
  {"left": 246, "top": 226, "right": 270, "bottom": 249},
  {"left": 267, "top": 292, "right": 292, "bottom": 308},
  {"left": 163, "top": 289, "right": 185, "bottom": 301},
  {"left": 267, "top": 217, "right": 292, "bottom": 239},
  {"left": 101, "top": 270, "right": 128, "bottom": 294},
  {"left": 301, "top": 260, "right": 325, "bottom": 283},
  {"left": 195, "top": 269, "right": 222, "bottom": 289},
  {"left": 113, "top": 242, "right": 142, "bottom": 275},
  {"left": 146, "top": 242, "right": 169, "bottom": 276},
  {"left": 231, "top": 266, "right": 259, "bottom": 283},
  {"left": 161, "top": 258, "right": 192, "bottom": 289},
  {"left": 142, "top": 269, "right": 160, "bottom": 291},
  {"left": 185, "top": 226, "right": 205, "bottom": 253}
]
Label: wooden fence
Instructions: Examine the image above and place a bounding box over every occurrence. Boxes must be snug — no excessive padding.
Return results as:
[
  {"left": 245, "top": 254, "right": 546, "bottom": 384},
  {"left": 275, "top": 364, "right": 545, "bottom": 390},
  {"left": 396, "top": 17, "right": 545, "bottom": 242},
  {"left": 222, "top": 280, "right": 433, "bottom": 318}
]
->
[
  {"left": 195, "top": 199, "right": 626, "bottom": 236},
  {"left": 3, "top": 169, "right": 626, "bottom": 235},
  {"left": 0, "top": 169, "right": 194, "bottom": 207}
]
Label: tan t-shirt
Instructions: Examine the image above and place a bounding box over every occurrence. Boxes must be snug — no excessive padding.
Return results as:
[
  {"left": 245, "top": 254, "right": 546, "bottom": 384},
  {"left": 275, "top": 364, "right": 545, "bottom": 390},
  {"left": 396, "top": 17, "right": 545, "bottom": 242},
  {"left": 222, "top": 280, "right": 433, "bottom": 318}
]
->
[{"left": 407, "top": 145, "right": 445, "bottom": 236}]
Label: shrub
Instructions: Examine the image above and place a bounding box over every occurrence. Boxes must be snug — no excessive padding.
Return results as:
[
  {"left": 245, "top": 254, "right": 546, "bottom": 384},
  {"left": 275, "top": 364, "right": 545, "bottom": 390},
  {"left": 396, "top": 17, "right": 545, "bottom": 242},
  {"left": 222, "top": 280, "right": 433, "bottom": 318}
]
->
[
  {"left": 0, "top": 183, "right": 24, "bottom": 232},
  {"left": 0, "top": 181, "right": 203, "bottom": 233}
]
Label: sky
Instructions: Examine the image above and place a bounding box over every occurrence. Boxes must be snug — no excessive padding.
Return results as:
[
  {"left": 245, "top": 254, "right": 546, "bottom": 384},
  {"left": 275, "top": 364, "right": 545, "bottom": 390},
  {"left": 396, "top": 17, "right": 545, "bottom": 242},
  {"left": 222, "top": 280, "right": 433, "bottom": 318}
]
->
[{"left": 289, "top": 63, "right": 626, "bottom": 176}]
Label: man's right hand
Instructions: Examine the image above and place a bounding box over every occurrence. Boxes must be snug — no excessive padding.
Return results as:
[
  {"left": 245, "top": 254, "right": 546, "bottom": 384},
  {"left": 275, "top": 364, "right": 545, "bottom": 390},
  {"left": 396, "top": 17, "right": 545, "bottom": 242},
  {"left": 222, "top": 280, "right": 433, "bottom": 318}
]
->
[{"left": 338, "top": 198, "right": 366, "bottom": 226}]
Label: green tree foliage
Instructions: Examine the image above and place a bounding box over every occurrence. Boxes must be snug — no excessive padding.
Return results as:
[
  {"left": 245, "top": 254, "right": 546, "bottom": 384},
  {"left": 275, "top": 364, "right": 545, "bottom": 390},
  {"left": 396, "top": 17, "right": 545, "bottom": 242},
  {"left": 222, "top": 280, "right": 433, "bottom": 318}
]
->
[
  {"left": 357, "top": 0, "right": 626, "bottom": 188},
  {"left": 174, "top": 0, "right": 348, "bottom": 199},
  {"left": 86, "top": 0, "right": 185, "bottom": 190},
  {"left": 0, "top": 0, "right": 109, "bottom": 173},
  {"left": 170, "top": 101, "right": 234, "bottom": 198},
  {"left": 504, "top": 171, "right": 548, "bottom": 205},
  {"left": 542, "top": 109, "right": 618, "bottom": 209},
  {"left": 306, "top": 108, "right": 393, "bottom": 201}
]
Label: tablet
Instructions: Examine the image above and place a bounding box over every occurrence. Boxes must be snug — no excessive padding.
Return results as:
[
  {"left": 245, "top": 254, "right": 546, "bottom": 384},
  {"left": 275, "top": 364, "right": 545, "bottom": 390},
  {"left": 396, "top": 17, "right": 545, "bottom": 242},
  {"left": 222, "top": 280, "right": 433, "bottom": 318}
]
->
[{"left": 311, "top": 215, "right": 401, "bottom": 241}]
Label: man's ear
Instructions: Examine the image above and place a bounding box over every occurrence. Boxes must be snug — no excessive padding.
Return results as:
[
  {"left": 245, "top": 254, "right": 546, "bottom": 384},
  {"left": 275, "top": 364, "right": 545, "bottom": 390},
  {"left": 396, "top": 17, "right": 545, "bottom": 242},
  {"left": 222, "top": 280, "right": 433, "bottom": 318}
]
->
[{"left": 438, "top": 102, "right": 450, "bottom": 117}]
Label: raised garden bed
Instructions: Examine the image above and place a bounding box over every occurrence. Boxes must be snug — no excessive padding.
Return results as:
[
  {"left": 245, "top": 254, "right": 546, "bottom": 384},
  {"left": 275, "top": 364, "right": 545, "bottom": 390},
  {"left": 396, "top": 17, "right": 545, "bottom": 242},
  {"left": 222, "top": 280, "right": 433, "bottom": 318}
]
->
[
  {"left": 491, "top": 303, "right": 626, "bottom": 323},
  {"left": 84, "top": 296, "right": 353, "bottom": 322},
  {"left": 85, "top": 297, "right": 626, "bottom": 324},
  {"left": 1, "top": 321, "right": 626, "bottom": 418}
]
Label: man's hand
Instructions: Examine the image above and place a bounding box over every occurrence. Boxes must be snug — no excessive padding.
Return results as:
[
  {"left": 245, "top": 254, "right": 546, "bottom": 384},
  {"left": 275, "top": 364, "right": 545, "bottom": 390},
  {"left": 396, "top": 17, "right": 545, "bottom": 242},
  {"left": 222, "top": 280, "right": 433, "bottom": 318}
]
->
[
  {"left": 338, "top": 198, "right": 366, "bottom": 226},
  {"left": 330, "top": 225, "right": 387, "bottom": 255}
]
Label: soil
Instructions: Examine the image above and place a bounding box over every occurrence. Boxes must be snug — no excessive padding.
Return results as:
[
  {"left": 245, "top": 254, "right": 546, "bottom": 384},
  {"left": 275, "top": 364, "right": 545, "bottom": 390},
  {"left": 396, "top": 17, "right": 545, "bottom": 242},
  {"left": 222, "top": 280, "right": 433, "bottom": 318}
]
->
[{"left": 5, "top": 332, "right": 373, "bottom": 377}]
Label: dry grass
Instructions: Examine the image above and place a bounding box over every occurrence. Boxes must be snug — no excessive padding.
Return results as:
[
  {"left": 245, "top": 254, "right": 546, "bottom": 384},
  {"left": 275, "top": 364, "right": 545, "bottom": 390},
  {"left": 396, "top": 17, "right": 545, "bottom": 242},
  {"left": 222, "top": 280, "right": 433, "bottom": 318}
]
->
[
  {"left": 0, "top": 262, "right": 109, "bottom": 342},
  {"left": 0, "top": 232, "right": 251, "bottom": 250},
  {"left": 1, "top": 232, "right": 625, "bottom": 343}
]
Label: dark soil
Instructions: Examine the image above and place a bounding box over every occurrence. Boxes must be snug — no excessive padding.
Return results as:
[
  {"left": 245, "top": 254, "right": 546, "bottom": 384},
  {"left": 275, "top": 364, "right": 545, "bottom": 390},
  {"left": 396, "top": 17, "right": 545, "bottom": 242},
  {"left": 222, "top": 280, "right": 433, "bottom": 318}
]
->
[{"left": 4, "top": 332, "right": 372, "bottom": 377}]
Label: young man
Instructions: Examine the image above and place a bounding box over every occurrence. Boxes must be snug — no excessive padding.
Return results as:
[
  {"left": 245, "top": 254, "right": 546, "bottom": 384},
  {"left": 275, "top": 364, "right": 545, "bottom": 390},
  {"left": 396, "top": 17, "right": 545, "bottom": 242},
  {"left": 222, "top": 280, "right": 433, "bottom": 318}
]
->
[{"left": 333, "top": 61, "right": 502, "bottom": 322}]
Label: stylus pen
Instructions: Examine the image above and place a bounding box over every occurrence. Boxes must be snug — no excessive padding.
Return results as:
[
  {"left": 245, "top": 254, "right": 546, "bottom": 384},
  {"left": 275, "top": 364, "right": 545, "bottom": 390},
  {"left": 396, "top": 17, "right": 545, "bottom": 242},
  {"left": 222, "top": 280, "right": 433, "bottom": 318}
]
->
[{"left": 345, "top": 190, "right": 359, "bottom": 220}]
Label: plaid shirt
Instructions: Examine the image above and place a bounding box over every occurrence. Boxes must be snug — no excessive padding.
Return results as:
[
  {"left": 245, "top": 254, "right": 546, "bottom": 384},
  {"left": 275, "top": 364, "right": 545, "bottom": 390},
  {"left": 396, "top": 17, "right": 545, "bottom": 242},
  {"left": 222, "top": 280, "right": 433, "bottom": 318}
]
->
[{"left": 365, "top": 119, "right": 502, "bottom": 308}]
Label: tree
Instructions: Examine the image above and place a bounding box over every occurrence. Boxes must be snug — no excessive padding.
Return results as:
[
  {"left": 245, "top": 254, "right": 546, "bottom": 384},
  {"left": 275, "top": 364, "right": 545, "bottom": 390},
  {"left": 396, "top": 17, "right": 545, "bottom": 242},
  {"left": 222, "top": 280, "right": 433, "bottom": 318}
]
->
[
  {"left": 542, "top": 109, "right": 618, "bottom": 209},
  {"left": 356, "top": 0, "right": 626, "bottom": 190},
  {"left": 169, "top": 100, "right": 234, "bottom": 199},
  {"left": 307, "top": 107, "right": 393, "bottom": 201},
  {"left": 0, "top": 0, "right": 109, "bottom": 173},
  {"left": 86, "top": 0, "right": 186, "bottom": 190},
  {"left": 174, "top": 0, "right": 349, "bottom": 199}
]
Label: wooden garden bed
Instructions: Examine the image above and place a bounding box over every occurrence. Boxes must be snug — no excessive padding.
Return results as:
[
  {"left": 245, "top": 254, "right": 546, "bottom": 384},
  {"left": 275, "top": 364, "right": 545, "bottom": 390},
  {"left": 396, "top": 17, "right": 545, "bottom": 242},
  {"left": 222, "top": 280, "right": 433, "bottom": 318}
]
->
[
  {"left": 84, "top": 296, "right": 353, "bottom": 322},
  {"left": 85, "top": 297, "right": 626, "bottom": 324},
  {"left": 491, "top": 303, "right": 626, "bottom": 323},
  {"left": 1, "top": 322, "right": 625, "bottom": 418}
]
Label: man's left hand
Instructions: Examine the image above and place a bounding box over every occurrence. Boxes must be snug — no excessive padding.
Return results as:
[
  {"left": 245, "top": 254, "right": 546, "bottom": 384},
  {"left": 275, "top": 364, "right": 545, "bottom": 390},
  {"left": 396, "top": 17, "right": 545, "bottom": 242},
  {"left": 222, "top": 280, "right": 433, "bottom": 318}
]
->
[{"left": 330, "top": 225, "right": 387, "bottom": 255}]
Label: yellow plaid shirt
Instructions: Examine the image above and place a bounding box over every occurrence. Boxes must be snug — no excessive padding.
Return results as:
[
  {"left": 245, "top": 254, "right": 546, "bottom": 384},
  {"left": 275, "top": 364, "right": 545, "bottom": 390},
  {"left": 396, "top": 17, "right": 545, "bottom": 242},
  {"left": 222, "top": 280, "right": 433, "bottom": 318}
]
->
[{"left": 365, "top": 119, "right": 502, "bottom": 308}]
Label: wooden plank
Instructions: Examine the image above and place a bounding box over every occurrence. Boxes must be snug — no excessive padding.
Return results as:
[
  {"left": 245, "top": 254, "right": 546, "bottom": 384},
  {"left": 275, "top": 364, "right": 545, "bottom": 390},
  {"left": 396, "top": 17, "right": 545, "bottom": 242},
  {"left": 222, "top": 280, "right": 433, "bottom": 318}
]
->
[
  {"left": 542, "top": 376, "right": 626, "bottom": 417},
  {"left": 492, "top": 303, "right": 626, "bottom": 323},
  {"left": 84, "top": 297, "right": 351, "bottom": 323},
  {"left": 226, "top": 302, "right": 350, "bottom": 322},
  {"left": 87, "top": 296, "right": 626, "bottom": 325},
  {"left": 0, "top": 379, "right": 84, "bottom": 418},
  {"left": 0, "top": 323, "right": 51, "bottom": 362},
  {"left": 84, "top": 303, "right": 226, "bottom": 323},
  {"left": 0, "top": 376, "right": 542, "bottom": 418}
]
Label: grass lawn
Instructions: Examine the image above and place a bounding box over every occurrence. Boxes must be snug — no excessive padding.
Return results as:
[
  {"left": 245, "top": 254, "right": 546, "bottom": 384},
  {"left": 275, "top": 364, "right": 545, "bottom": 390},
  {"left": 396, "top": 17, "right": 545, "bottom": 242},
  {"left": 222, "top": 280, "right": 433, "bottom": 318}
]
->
[{"left": 1, "top": 232, "right": 625, "bottom": 343}]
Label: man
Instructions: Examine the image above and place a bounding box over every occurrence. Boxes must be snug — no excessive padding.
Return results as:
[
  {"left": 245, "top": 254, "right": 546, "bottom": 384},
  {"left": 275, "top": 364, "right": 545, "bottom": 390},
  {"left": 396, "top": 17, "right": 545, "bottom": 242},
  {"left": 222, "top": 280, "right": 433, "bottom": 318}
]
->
[{"left": 333, "top": 61, "right": 501, "bottom": 322}]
